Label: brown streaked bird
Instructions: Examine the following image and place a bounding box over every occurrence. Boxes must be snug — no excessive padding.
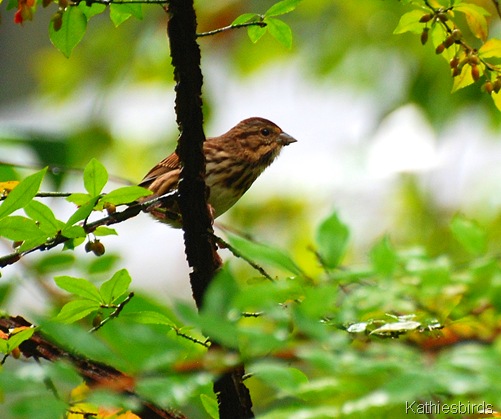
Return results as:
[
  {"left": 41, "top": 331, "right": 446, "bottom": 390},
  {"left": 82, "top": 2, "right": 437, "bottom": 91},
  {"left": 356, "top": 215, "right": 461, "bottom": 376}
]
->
[{"left": 139, "top": 117, "right": 296, "bottom": 227}]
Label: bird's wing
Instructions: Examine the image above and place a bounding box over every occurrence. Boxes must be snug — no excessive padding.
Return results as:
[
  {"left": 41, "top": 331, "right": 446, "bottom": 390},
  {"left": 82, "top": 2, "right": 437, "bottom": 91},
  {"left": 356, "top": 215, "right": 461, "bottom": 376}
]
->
[{"left": 139, "top": 152, "right": 181, "bottom": 196}]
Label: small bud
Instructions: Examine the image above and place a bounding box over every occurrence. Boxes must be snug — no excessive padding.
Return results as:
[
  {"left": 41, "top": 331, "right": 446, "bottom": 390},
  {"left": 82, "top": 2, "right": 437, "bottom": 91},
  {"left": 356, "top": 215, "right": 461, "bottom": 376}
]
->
[
  {"left": 435, "top": 43, "right": 445, "bottom": 54},
  {"left": 437, "top": 12, "right": 449, "bottom": 22},
  {"left": 85, "top": 241, "right": 93, "bottom": 253},
  {"left": 469, "top": 55, "right": 480, "bottom": 66},
  {"left": 420, "top": 28, "right": 429, "bottom": 45},
  {"left": 91, "top": 240, "right": 105, "bottom": 257},
  {"left": 419, "top": 14, "right": 433, "bottom": 23},
  {"left": 451, "top": 28, "right": 462, "bottom": 42},
  {"left": 104, "top": 202, "right": 116, "bottom": 215},
  {"left": 11, "top": 347, "right": 21, "bottom": 359},
  {"left": 493, "top": 78, "right": 501, "bottom": 93},
  {"left": 443, "top": 35, "right": 454, "bottom": 49},
  {"left": 449, "top": 56, "right": 459, "bottom": 69},
  {"left": 484, "top": 81, "right": 494, "bottom": 94},
  {"left": 452, "top": 66, "right": 461, "bottom": 77},
  {"left": 52, "top": 12, "right": 63, "bottom": 31},
  {"left": 471, "top": 64, "right": 480, "bottom": 82}
]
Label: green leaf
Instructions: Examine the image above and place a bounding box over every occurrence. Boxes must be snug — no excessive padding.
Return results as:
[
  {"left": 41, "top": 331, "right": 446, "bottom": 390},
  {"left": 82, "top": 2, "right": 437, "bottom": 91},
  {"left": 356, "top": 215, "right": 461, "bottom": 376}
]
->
[
  {"left": 201, "top": 268, "right": 240, "bottom": 319},
  {"left": 78, "top": 1, "right": 106, "bottom": 19},
  {"left": 102, "top": 186, "right": 152, "bottom": 205},
  {"left": 54, "top": 276, "right": 102, "bottom": 302},
  {"left": 315, "top": 211, "right": 349, "bottom": 269},
  {"left": 93, "top": 226, "right": 117, "bottom": 237},
  {"left": 121, "top": 311, "right": 176, "bottom": 327},
  {"left": 248, "top": 24, "right": 268, "bottom": 43},
  {"left": 49, "top": 7, "right": 88, "bottom": 58},
  {"left": 232, "top": 13, "right": 259, "bottom": 25},
  {"left": 0, "top": 168, "right": 47, "bottom": 220},
  {"left": 65, "top": 196, "right": 100, "bottom": 226},
  {"left": 200, "top": 394, "right": 219, "bottom": 419},
  {"left": 61, "top": 225, "right": 86, "bottom": 239},
  {"left": 251, "top": 362, "right": 309, "bottom": 394},
  {"left": 0, "top": 216, "right": 45, "bottom": 241},
  {"left": 455, "top": 3, "right": 490, "bottom": 41},
  {"left": 25, "top": 200, "right": 62, "bottom": 234},
  {"left": 34, "top": 254, "right": 75, "bottom": 274},
  {"left": 265, "top": 18, "right": 292, "bottom": 48},
  {"left": 450, "top": 215, "right": 487, "bottom": 255},
  {"left": 18, "top": 235, "right": 52, "bottom": 252},
  {"left": 1, "top": 328, "right": 35, "bottom": 354},
  {"left": 99, "top": 269, "right": 131, "bottom": 305},
  {"left": 56, "top": 299, "right": 101, "bottom": 323},
  {"left": 87, "top": 254, "right": 120, "bottom": 274},
  {"left": 66, "top": 193, "right": 92, "bottom": 206},
  {"left": 110, "top": 3, "right": 143, "bottom": 27},
  {"left": 370, "top": 236, "right": 397, "bottom": 276},
  {"left": 265, "top": 0, "right": 302, "bottom": 17},
  {"left": 227, "top": 233, "right": 302, "bottom": 275},
  {"left": 83, "top": 158, "right": 108, "bottom": 197},
  {"left": 175, "top": 300, "right": 239, "bottom": 348},
  {"left": 393, "top": 10, "right": 426, "bottom": 35}
]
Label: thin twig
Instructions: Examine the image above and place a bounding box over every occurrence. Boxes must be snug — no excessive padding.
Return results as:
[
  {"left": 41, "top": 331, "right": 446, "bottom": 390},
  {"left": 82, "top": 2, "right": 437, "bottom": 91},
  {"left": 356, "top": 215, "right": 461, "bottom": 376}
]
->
[
  {"left": 211, "top": 233, "right": 274, "bottom": 281},
  {"left": 88, "top": 292, "right": 135, "bottom": 333},
  {"left": 0, "top": 191, "right": 73, "bottom": 202},
  {"left": 0, "top": 191, "right": 177, "bottom": 268},
  {"left": 174, "top": 328, "right": 210, "bottom": 347},
  {"left": 197, "top": 21, "right": 266, "bottom": 38},
  {"left": 241, "top": 312, "right": 263, "bottom": 318}
]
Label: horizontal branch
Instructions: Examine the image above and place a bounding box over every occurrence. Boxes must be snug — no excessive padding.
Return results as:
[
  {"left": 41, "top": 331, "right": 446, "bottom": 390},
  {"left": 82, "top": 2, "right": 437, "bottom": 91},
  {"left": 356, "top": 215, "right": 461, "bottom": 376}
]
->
[
  {"left": 0, "top": 192, "right": 177, "bottom": 269},
  {"left": 212, "top": 233, "right": 274, "bottom": 281},
  {"left": 0, "top": 315, "right": 184, "bottom": 419},
  {"left": 197, "top": 21, "right": 266, "bottom": 38}
]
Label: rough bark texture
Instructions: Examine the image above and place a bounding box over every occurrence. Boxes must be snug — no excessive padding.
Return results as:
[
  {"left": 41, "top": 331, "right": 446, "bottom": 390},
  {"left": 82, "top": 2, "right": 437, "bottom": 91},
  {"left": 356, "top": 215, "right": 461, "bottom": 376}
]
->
[{"left": 166, "top": 1, "right": 254, "bottom": 417}]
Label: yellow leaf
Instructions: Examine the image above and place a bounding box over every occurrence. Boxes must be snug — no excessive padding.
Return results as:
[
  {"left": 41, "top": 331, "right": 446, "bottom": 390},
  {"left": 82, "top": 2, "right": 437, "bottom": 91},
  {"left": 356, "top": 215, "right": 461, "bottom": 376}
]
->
[
  {"left": 491, "top": 91, "right": 501, "bottom": 112},
  {"left": 0, "top": 181, "right": 20, "bottom": 196},
  {"left": 479, "top": 38, "right": 501, "bottom": 58},
  {"left": 451, "top": 63, "right": 475, "bottom": 92},
  {"left": 455, "top": 3, "right": 490, "bottom": 41}
]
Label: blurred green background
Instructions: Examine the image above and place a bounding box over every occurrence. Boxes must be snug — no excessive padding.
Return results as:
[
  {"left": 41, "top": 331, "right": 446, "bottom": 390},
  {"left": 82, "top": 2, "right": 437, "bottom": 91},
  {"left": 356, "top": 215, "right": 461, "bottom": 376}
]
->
[
  {"left": 2, "top": 0, "right": 501, "bottom": 308},
  {"left": 3, "top": 1, "right": 501, "bottom": 418}
]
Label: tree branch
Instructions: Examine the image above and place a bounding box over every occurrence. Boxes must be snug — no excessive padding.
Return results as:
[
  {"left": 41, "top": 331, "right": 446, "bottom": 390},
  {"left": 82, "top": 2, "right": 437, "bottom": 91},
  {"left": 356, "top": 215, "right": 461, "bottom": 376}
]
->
[
  {"left": 0, "top": 192, "right": 177, "bottom": 268},
  {"left": 166, "top": 1, "right": 254, "bottom": 417},
  {"left": 197, "top": 21, "right": 266, "bottom": 38},
  {"left": 0, "top": 315, "right": 185, "bottom": 419}
]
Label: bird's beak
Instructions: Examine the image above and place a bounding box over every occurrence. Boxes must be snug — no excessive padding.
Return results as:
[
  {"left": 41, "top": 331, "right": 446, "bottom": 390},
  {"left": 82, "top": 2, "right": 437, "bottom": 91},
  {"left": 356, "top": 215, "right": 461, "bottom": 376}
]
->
[{"left": 278, "top": 132, "right": 297, "bottom": 146}]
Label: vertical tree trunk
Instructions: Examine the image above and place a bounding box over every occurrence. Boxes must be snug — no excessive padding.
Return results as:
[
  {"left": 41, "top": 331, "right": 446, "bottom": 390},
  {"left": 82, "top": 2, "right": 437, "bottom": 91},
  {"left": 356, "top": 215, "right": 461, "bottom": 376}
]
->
[{"left": 166, "top": 1, "right": 254, "bottom": 417}]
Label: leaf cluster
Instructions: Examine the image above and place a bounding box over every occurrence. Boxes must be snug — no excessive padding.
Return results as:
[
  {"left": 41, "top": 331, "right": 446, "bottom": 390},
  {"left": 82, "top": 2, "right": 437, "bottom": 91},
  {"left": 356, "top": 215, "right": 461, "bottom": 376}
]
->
[
  {"left": 0, "top": 159, "right": 151, "bottom": 267},
  {"left": 2, "top": 186, "right": 501, "bottom": 417},
  {"left": 395, "top": 0, "right": 501, "bottom": 111}
]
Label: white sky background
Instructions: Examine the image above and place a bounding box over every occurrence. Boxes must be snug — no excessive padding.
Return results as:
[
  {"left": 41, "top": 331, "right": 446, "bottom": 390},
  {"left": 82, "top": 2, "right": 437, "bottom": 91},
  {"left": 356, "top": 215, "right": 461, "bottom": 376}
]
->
[{"left": 3, "top": 58, "right": 501, "bottom": 313}]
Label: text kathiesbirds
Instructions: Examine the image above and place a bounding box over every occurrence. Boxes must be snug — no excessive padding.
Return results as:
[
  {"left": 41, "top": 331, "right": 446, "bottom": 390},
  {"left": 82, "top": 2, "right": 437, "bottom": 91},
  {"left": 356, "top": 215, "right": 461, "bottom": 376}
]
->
[{"left": 139, "top": 117, "right": 297, "bottom": 227}]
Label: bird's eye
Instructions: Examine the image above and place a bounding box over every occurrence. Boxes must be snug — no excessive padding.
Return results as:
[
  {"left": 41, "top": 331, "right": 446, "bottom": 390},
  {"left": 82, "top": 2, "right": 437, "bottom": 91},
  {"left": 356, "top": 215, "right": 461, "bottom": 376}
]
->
[{"left": 260, "top": 128, "right": 270, "bottom": 136}]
